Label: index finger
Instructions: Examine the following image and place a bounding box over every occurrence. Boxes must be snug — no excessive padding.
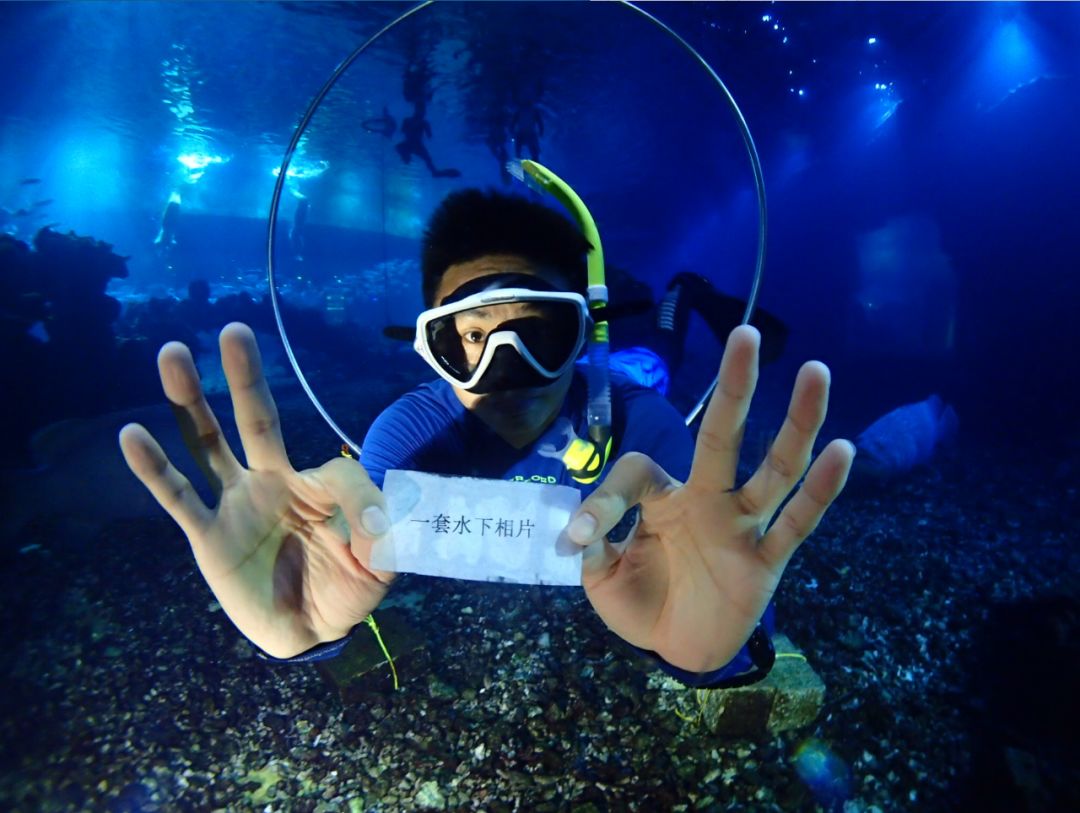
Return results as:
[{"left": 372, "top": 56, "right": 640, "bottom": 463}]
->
[
  {"left": 119, "top": 422, "right": 212, "bottom": 540},
  {"left": 158, "top": 341, "right": 243, "bottom": 496},
  {"left": 219, "top": 323, "right": 291, "bottom": 471},
  {"left": 688, "top": 325, "right": 760, "bottom": 493}
]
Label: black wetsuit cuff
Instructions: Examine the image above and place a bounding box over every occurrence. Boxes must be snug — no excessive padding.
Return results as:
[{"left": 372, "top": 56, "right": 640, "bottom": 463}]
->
[{"left": 253, "top": 629, "right": 357, "bottom": 664}]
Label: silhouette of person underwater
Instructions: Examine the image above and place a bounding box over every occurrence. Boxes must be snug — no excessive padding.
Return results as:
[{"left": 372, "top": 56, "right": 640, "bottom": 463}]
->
[
  {"left": 395, "top": 103, "right": 461, "bottom": 179},
  {"left": 511, "top": 99, "right": 544, "bottom": 162},
  {"left": 394, "top": 59, "right": 461, "bottom": 179}
]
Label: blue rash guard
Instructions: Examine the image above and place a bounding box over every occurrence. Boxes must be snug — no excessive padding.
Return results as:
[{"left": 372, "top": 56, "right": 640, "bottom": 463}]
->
[
  {"left": 360, "top": 370, "right": 691, "bottom": 495},
  {"left": 264, "top": 371, "right": 774, "bottom": 687}
]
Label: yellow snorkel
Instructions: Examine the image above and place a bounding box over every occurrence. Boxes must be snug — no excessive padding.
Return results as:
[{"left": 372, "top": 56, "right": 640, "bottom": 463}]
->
[{"left": 507, "top": 159, "right": 612, "bottom": 484}]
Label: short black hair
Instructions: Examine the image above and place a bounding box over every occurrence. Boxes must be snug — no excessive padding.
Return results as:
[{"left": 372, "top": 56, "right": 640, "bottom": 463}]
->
[{"left": 421, "top": 188, "right": 591, "bottom": 306}]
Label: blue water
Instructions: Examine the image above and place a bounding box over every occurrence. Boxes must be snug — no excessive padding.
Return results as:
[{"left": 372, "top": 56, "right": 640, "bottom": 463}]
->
[{"left": 1, "top": 3, "right": 1078, "bottom": 811}]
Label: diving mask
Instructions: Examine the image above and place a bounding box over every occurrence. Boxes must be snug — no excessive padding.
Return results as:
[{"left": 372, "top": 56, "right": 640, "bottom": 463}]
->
[{"left": 414, "top": 273, "right": 589, "bottom": 394}]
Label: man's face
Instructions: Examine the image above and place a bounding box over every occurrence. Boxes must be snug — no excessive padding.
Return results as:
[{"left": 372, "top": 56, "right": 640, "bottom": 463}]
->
[{"left": 434, "top": 254, "right": 577, "bottom": 448}]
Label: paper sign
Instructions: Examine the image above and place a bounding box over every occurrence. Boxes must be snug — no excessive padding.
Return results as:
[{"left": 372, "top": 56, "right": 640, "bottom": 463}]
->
[{"left": 371, "top": 469, "right": 582, "bottom": 586}]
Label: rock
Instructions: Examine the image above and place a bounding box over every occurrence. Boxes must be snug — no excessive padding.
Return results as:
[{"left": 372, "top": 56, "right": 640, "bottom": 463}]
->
[
  {"left": 428, "top": 676, "right": 457, "bottom": 700},
  {"left": 652, "top": 634, "right": 825, "bottom": 739},
  {"left": 414, "top": 780, "right": 446, "bottom": 810},
  {"left": 241, "top": 764, "right": 283, "bottom": 806},
  {"left": 765, "top": 634, "right": 827, "bottom": 733},
  {"left": 318, "top": 609, "right": 428, "bottom": 692},
  {"left": 697, "top": 682, "right": 774, "bottom": 739}
]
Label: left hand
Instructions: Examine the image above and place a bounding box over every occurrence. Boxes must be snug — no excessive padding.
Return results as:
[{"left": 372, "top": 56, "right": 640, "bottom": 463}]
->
[{"left": 566, "top": 325, "right": 855, "bottom": 673}]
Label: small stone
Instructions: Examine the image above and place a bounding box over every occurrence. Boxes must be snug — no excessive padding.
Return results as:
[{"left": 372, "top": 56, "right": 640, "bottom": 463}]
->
[
  {"left": 428, "top": 677, "right": 456, "bottom": 700},
  {"left": 415, "top": 780, "right": 446, "bottom": 810}
]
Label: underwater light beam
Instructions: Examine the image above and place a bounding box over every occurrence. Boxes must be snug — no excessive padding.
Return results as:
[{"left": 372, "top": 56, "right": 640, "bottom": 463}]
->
[{"left": 271, "top": 159, "right": 330, "bottom": 180}]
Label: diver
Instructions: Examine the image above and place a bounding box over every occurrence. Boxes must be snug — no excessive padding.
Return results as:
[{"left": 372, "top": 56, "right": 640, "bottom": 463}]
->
[
  {"left": 361, "top": 105, "right": 396, "bottom": 139},
  {"left": 511, "top": 99, "right": 544, "bottom": 162},
  {"left": 485, "top": 107, "right": 511, "bottom": 182},
  {"left": 652, "top": 270, "right": 789, "bottom": 376},
  {"left": 120, "top": 184, "right": 854, "bottom": 689},
  {"left": 290, "top": 197, "right": 309, "bottom": 262},
  {"left": 402, "top": 59, "right": 434, "bottom": 107},
  {"left": 552, "top": 263, "right": 787, "bottom": 398},
  {"left": 154, "top": 193, "right": 181, "bottom": 251},
  {"left": 176, "top": 278, "right": 214, "bottom": 331},
  {"left": 393, "top": 54, "right": 461, "bottom": 179},
  {"left": 395, "top": 102, "right": 461, "bottom": 179}
]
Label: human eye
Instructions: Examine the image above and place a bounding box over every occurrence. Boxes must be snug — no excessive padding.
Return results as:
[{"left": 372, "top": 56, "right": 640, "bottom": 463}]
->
[{"left": 461, "top": 328, "right": 486, "bottom": 345}]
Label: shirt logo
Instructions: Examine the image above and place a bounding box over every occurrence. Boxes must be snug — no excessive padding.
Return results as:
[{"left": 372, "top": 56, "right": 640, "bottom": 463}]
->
[{"left": 508, "top": 474, "right": 558, "bottom": 485}]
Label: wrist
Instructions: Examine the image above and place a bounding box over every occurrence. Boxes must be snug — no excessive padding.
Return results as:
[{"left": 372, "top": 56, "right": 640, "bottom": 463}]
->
[{"left": 634, "top": 623, "right": 776, "bottom": 689}]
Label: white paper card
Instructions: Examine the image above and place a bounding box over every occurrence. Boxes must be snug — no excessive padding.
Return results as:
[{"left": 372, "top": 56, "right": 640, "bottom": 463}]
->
[{"left": 371, "top": 469, "right": 582, "bottom": 586}]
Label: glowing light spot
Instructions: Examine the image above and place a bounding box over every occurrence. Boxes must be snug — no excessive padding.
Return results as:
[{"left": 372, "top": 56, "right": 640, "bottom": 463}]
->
[
  {"left": 783, "top": 36, "right": 789, "bottom": 44},
  {"left": 794, "top": 739, "right": 853, "bottom": 804},
  {"left": 774, "top": 23, "right": 780, "bottom": 31},
  {"left": 762, "top": 14, "right": 771, "bottom": 22},
  {"left": 986, "top": 19, "right": 1045, "bottom": 86},
  {"left": 176, "top": 152, "right": 227, "bottom": 184},
  {"left": 272, "top": 159, "right": 330, "bottom": 180},
  {"left": 877, "top": 97, "right": 901, "bottom": 126},
  {"left": 965, "top": 15, "right": 1048, "bottom": 110},
  {"left": 798, "top": 88, "right": 806, "bottom": 97},
  {"left": 868, "top": 36, "right": 878, "bottom": 45},
  {"left": 177, "top": 152, "right": 226, "bottom": 171}
]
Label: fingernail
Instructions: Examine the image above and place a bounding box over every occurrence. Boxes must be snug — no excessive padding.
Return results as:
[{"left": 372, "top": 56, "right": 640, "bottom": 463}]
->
[
  {"left": 361, "top": 505, "right": 389, "bottom": 536},
  {"left": 568, "top": 513, "right": 597, "bottom": 544}
]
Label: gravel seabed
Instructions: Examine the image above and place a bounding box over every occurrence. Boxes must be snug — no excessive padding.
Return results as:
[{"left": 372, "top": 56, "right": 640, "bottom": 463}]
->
[{"left": 2, "top": 400, "right": 1076, "bottom": 812}]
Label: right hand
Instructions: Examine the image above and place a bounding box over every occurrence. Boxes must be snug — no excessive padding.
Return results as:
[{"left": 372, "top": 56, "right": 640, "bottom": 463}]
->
[{"left": 119, "top": 322, "right": 393, "bottom": 659}]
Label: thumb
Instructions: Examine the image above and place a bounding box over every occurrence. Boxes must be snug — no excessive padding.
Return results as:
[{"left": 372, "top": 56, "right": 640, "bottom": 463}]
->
[
  {"left": 314, "top": 456, "right": 394, "bottom": 583},
  {"left": 579, "top": 537, "right": 622, "bottom": 582},
  {"left": 568, "top": 453, "right": 673, "bottom": 582},
  {"left": 567, "top": 452, "right": 673, "bottom": 546}
]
